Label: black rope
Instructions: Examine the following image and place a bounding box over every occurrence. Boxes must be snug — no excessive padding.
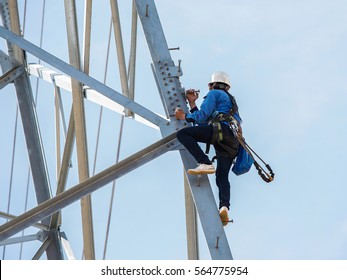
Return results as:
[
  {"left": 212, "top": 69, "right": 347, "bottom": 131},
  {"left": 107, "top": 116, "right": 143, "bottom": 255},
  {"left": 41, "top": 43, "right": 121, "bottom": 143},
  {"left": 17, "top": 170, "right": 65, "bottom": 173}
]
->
[{"left": 238, "top": 136, "right": 275, "bottom": 183}]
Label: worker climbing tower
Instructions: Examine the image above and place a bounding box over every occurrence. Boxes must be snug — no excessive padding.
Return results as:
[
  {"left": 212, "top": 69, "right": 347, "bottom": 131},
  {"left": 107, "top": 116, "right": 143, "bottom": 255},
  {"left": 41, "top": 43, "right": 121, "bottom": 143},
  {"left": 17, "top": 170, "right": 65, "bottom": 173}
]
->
[{"left": 0, "top": 0, "right": 232, "bottom": 260}]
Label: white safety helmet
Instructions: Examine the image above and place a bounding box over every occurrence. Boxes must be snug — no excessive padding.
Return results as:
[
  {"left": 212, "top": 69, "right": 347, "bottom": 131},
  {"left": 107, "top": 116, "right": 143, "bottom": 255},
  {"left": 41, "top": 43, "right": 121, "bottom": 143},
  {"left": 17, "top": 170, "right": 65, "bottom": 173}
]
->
[{"left": 209, "top": 71, "right": 231, "bottom": 87}]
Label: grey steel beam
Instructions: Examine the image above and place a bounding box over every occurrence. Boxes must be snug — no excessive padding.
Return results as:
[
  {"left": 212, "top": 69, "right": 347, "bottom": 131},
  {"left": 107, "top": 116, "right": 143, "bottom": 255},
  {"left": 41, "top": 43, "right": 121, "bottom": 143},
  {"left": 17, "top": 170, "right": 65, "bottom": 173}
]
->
[
  {"left": 184, "top": 171, "right": 199, "bottom": 260},
  {"left": 60, "top": 232, "right": 76, "bottom": 260},
  {"left": 54, "top": 86, "right": 62, "bottom": 178},
  {"left": 110, "top": 0, "right": 131, "bottom": 117},
  {"left": 1, "top": 0, "right": 64, "bottom": 260},
  {"left": 32, "top": 236, "right": 52, "bottom": 260},
  {"left": 135, "top": 0, "right": 186, "bottom": 137},
  {"left": 0, "top": 26, "right": 169, "bottom": 130},
  {"left": 50, "top": 85, "right": 74, "bottom": 229},
  {"left": 0, "top": 211, "right": 48, "bottom": 231},
  {"left": 53, "top": 84, "right": 69, "bottom": 137},
  {"left": 128, "top": 0, "right": 137, "bottom": 106},
  {"left": 0, "top": 64, "right": 23, "bottom": 89},
  {"left": 6, "top": 0, "right": 23, "bottom": 61},
  {"left": 0, "top": 132, "right": 180, "bottom": 242},
  {"left": 0, "top": 50, "right": 11, "bottom": 72},
  {"left": 1, "top": 0, "right": 52, "bottom": 217},
  {"left": 50, "top": 108, "right": 75, "bottom": 229},
  {"left": 180, "top": 150, "right": 233, "bottom": 260},
  {"left": 135, "top": 0, "right": 232, "bottom": 259},
  {"left": 82, "top": 0, "right": 92, "bottom": 74},
  {"left": 27, "top": 64, "right": 159, "bottom": 130},
  {"left": 0, "top": 234, "right": 38, "bottom": 246},
  {"left": 64, "top": 0, "right": 95, "bottom": 260},
  {"left": 9, "top": 70, "right": 47, "bottom": 198},
  {"left": 151, "top": 63, "right": 169, "bottom": 119}
]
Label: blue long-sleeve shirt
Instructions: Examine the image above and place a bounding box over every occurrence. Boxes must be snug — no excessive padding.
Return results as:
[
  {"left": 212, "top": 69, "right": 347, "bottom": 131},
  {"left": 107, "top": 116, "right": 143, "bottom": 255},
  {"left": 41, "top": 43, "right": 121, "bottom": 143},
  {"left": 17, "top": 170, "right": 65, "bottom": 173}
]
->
[{"left": 185, "top": 89, "right": 241, "bottom": 125}]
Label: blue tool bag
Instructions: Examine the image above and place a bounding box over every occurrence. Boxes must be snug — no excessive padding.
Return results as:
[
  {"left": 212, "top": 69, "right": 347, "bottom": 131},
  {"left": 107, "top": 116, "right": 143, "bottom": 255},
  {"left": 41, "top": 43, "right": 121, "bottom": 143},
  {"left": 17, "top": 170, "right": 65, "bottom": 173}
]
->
[{"left": 232, "top": 145, "right": 253, "bottom": 175}]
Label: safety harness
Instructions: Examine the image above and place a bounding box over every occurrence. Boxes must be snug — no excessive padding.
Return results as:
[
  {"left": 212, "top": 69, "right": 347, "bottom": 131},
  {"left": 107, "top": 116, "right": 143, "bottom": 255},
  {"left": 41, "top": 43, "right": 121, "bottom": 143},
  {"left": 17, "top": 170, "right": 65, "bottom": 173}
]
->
[{"left": 208, "top": 92, "right": 275, "bottom": 183}]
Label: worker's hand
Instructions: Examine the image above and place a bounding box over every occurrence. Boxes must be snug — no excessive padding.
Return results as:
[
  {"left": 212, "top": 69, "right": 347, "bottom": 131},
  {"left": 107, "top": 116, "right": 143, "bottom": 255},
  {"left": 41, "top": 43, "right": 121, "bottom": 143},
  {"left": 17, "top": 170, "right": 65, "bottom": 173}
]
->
[
  {"left": 175, "top": 107, "right": 186, "bottom": 120},
  {"left": 185, "top": 89, "right": 199, "bottom": 103}
]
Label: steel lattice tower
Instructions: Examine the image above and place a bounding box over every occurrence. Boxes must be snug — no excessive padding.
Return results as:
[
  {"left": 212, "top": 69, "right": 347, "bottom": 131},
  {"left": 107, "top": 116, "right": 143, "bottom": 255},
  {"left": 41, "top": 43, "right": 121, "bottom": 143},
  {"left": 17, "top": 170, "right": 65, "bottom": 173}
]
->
[{"left": 0, "top": 0, "right": 232, "bottom": 260}]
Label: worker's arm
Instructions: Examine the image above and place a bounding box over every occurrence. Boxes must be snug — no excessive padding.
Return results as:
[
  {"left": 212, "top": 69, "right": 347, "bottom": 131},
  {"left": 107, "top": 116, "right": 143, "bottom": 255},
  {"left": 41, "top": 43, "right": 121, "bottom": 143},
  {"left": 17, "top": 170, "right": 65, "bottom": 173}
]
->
[{"left": 175, "top": 89, "right": 199, "bottom": 120}]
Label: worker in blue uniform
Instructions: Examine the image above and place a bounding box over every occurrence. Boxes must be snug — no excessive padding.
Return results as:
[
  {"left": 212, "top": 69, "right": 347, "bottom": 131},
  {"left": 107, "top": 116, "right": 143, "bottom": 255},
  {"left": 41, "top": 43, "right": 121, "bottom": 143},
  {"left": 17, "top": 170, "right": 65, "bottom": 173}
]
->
[{"left": 175, "top": 71, "right": 242, "bottom": 226}]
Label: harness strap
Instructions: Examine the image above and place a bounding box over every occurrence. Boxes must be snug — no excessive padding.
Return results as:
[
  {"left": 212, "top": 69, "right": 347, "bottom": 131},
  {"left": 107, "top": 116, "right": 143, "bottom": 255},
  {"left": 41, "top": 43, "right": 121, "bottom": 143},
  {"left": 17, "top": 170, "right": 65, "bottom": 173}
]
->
[
  {"left": 206, "top": 122, "right": 238, "bottom": 157},
  {"left": 205, "top": 143, "right": 211, "bottom": 155},
  {"left": 205, "top": 122, "right": 222, "bottom": 154}
]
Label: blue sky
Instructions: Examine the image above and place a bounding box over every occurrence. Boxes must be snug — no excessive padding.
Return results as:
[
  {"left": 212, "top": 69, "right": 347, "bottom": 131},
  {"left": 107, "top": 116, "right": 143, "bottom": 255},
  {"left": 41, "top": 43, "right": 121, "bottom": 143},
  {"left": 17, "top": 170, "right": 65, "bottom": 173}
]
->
[{"left": 1, "top": 0, "right": 347, "bottom": 260}]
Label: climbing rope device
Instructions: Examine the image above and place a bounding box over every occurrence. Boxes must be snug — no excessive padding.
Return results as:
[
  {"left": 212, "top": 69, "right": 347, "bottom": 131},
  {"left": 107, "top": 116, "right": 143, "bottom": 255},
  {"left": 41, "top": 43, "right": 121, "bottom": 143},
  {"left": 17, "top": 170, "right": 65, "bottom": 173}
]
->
[{"left": 236, "top": 134, "right": 275, "bottom": 183}]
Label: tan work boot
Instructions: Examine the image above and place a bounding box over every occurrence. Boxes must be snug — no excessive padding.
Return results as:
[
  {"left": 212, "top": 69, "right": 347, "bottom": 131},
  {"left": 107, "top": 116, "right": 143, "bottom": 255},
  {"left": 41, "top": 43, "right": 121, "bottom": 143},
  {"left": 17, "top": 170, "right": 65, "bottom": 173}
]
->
[{"left": 219, "top": 206, "right": 229, "bottom": 226}]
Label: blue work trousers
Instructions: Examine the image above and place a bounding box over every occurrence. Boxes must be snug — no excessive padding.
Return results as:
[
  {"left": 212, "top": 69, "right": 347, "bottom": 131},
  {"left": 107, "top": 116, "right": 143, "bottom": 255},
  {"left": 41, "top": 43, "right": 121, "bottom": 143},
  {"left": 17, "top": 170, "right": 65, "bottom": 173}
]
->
[{"left": 176, "top": 123, "right": 237, "bottom": 209}]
